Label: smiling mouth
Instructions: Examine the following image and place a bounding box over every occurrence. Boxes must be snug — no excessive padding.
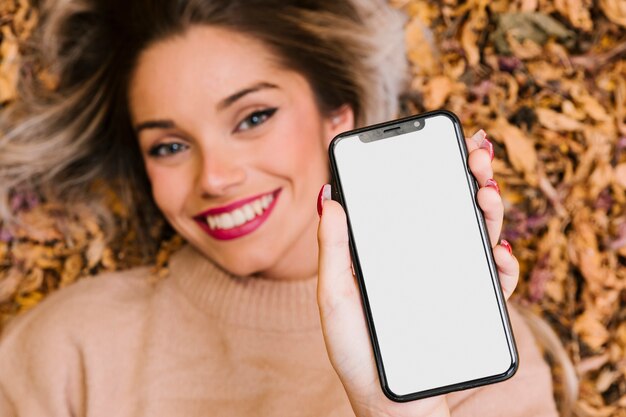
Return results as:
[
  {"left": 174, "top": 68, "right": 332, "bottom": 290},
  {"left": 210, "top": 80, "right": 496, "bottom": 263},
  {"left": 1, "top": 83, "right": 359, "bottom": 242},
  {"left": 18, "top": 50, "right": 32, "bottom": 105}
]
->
[{"left": 193, "top": 188, "right": 282, "bottom": 240}]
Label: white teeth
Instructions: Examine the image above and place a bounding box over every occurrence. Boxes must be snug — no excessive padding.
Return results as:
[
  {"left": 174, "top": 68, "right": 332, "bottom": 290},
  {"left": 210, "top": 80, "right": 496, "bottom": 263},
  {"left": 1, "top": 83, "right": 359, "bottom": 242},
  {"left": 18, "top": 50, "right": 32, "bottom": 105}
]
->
[
  {"left": 243, "top": 204, "right": 255, "bottom": 221},
  {"left": 252, "top": 200, "right": 263, "bottom": 215},
  {"left": 220, "top": 212, "right": 234, "bottom": 229},
  {"left": 261, "top": 195, "right": 271, "bottom": 209},
  {"left": 204, "top": 192, "right": 276, "bottom": 231},
  {"left": 232, "top": 209, "right": 246, "bottom": 226}
]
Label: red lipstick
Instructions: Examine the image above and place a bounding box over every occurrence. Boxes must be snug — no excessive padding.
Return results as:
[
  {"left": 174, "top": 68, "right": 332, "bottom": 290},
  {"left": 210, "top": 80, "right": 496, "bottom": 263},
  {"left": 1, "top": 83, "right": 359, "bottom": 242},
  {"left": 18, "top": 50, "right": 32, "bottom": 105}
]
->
[{"left": 193, "top": 188, "right": 282, "bottom": 240}]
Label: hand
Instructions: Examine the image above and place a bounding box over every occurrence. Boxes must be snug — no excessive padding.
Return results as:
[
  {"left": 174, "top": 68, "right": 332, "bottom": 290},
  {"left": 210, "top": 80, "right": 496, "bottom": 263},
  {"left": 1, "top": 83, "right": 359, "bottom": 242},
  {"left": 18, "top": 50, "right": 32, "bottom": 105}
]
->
[{"left": 316, "top": 129, "right": 519, "bottom": 417}]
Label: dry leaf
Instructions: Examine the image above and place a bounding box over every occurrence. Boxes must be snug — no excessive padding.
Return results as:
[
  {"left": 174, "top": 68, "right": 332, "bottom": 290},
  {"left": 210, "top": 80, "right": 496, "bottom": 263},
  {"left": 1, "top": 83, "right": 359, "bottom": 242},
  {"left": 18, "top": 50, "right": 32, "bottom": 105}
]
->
[
  {"left": 490, "top": 118, "right": 539, "bottom": 186},
  {"left": 18, "top": 268, "right": 43, "bottom": 294},
  {"left": 461, "top": 5, "right": 487, "bottom": 67},
  {"left": 2, "top": 0, "right": 626, "bottom": 410},
  {"left": 574, "top": 310, "right": 610, "bottom": 351},
  {"left": 405, "top": 16, "right": 440, "bottom": 76},
  {"left": 574, "top": 92, "right": 612, "bottom": 122},
  {"left": 0, "top": 26, "right": 19, "bottom": 103},
  {"left": 615, "top": 163, "right": 626, "bottom": 188},
  {"left": 15, "top": 291, "right": 44, "bottom": 313},
  {"left": 536, "top": 107, "right": 584, "bottom": 131},
  {"left": 600, "top": 0, "right": 626, "bottom": 28},
  {"left": 578, "top": 353, "right": 610, "bottom": 374},
  {"left": 0, "top": 268, "right": 22, "bottom": 304},
  {"left": 423, "top": 75, "right": 452, "bottom": 109},
  {"left": 506, "top": 34, "right": 543, "bottom": 60},
  {"left": 60, "top": 254, "right": 83, "bottom": 287},
  {"left": 555, "top": 0, "right": 593, "bottom": 31},
  {"left": 588, "top": 163, "right": 613, "bottom": 200}
]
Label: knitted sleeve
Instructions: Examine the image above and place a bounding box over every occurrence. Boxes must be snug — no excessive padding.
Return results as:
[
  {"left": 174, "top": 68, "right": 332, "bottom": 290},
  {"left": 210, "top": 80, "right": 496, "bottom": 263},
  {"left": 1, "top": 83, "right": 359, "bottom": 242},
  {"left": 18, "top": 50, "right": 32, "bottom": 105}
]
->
[{"left": 0, "top": 298, "right": 85, "bottom": 416}]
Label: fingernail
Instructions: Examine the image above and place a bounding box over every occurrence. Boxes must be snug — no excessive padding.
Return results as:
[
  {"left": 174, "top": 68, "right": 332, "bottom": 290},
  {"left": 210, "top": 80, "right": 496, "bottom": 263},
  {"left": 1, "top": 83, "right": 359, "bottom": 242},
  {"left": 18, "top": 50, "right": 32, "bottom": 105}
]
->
[
  {"left": 481, "top": 137, "right": 495, "bottom": 161},
  {"left": 484, "top": 178, "right": 500, "bottom": 194},
  {"left": 470, "top": 129, "right": 487, "bottom": 145},
  {"left": 317, "top": 184, "right": 331, "bottom": 216},
  {"left": 500, "top": 239, "right": 513, "bottom": 255}
]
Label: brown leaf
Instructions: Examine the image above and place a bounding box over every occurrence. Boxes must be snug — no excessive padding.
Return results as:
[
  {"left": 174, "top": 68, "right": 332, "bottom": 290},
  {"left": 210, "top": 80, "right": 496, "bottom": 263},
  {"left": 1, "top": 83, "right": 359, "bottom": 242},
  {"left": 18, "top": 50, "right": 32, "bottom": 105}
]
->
[
  {"left": 0, "top": 242, "right": 7, "bottom": 264},
  {"left": 574, "top": 310, "right": 610, "bottom": 351},
  {"left": 489, "top": 118, "right": 539, "bottom": 186},
  {"left": 555, "top": 0, "right": 593, "bottom": 31},
  {"left": 506, "top": 34, "right": 543, "bottom": 60},
  {"left": 86, "top": 237, "right": 106, "bottom": 269},
  {"left": 600, "top": 0, "right": 626, "bottom": 28},
  {"left": 461, "top": 6, "right": 487, "bottom": 67},
  {"left": 596, "top": 369, "right": 620, "bottom": 392},
  {"left": 0, "top": 26, "right": 19, "bottom": 103},
  {"left": 405, "top": 16, "right": 440, "bottom": 76},
  {"left": 575, "top": 93, "right": 612, "bottom": 123},
  {"left": 15, "top": 291, "right": 44, "bottom": 313},
  {"left": 11, "top": 243, "right": 62, "bottom": 271},
  {"left": 614, "top": 163, "right": 626, "bottom": 188},
  {"left": 578, "top": 353, "right": 610, "bottom": 374},
  {"left": 536, "top": 107, "right": 584, "bottom": 131},
  {"left": 60, "top": 254, "right": 83, "bottom": 287},
  {"left": 588, "top": 163, "right": 614, "bottom": 200},
  {"left": 423, "top": 75, "right": 453, "bottom": 109},
  {"left": 0, "top": 268, "right": 22, "bottom": 303},
  {"left": 17, "top": 267, "right": 43, "bottom": 294},
  {"left": 13, "top": 206, "right": 64, "bottom": 242}
]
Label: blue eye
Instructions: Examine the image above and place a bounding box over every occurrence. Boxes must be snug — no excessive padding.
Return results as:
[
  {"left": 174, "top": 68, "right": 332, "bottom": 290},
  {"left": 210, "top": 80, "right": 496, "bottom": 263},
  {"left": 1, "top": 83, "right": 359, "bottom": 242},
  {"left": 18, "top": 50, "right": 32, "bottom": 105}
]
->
[
  {"left": 148, "top": 142, "right": 189, "bottom": 157},
  {"left": 235, "top": 107, "right": 278, "bottom": 132}
]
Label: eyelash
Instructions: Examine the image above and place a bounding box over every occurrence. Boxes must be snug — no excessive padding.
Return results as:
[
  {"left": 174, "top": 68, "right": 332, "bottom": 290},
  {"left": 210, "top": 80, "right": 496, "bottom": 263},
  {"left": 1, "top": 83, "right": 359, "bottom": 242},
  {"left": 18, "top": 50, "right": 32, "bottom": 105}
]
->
[
  {"left": 148, "top": 142, "right": 189, "bottom": 157},
  {"left": 146, "top": 108, "right": 278, "bottom": 157},
  {"left": 234, "top": 107, "right": 278, "bottom": 132}
]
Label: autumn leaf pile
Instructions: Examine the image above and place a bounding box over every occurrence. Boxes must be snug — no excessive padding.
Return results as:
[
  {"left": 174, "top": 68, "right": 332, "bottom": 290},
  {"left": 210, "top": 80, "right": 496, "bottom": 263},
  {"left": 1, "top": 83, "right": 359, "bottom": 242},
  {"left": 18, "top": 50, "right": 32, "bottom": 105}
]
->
[{"left": 1, "top": 0, "right": 626, "bottom": 415}]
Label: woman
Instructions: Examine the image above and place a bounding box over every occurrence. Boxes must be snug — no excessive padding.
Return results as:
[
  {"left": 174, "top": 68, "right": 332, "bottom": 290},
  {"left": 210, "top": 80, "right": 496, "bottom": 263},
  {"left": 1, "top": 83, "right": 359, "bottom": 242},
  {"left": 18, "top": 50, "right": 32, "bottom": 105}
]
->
[{"left": 0, "top": 0, "right": 558, "bottom": 416}]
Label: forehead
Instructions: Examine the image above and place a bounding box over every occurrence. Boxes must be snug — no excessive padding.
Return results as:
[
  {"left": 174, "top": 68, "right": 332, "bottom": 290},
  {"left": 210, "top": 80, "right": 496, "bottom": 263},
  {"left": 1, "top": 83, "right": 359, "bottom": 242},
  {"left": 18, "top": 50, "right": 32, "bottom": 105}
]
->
[{"left": 127, "top": 25, "right": 292, "bottom": 120}]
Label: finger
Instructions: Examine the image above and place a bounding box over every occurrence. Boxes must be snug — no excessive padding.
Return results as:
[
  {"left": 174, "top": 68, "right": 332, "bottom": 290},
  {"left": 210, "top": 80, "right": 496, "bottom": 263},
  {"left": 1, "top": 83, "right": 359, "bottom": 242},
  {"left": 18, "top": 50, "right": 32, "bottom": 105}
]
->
[
  {"left": 317, "top": 197, "right": 356, "bottom": 315},
  {"left": 476, "top": 183, "right": 504, "bottom": 247},
  {"left": 317, "top": 198, "right": 380, "bottom": 394},
  {"left": 465, "top": 129, "right": 494, "bottom": 157},
  {"left": 467, "top": 145, "right": 494, "bottom": 186},
  {"left": 493, "top": 241, "right": 519, "bottom": 300}
]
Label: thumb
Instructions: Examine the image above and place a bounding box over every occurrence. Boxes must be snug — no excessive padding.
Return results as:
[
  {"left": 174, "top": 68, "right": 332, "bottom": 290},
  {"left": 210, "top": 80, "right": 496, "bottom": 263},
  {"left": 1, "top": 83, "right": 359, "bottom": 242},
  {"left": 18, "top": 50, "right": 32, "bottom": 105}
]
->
[
  {"left": 317, "top": 186, "right": 379, "bottom": 394},
  {"left": 317, "top": 190, "right": 357, "bottom": 319}
]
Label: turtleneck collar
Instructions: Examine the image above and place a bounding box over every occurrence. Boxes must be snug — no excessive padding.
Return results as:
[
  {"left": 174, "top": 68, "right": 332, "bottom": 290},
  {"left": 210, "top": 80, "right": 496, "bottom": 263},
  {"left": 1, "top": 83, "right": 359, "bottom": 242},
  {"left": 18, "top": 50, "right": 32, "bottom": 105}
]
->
[{"left": 167, "top": 245, "right": 321, "bottom": 332}]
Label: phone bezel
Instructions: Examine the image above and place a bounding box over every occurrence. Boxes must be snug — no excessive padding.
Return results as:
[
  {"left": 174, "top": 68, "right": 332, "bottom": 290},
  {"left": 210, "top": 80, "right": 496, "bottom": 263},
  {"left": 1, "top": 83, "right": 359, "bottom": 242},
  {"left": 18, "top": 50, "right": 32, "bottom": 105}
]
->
[{"left": 328, "top": 110, "right": 519, "bottom": 402}]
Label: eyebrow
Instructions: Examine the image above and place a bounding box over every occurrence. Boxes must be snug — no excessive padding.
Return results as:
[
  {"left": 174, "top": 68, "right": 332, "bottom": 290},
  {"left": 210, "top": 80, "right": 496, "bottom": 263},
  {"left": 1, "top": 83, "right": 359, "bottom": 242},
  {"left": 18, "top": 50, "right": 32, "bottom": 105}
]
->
[
  {"left": 217, "top": 81, "right": 279, "bottom": 110},
  {"left": 134, "top": 120, "right": 176, "bottom": 134},
  {"left": 133, "top": 81, "right": 279, "bottom": 134}
]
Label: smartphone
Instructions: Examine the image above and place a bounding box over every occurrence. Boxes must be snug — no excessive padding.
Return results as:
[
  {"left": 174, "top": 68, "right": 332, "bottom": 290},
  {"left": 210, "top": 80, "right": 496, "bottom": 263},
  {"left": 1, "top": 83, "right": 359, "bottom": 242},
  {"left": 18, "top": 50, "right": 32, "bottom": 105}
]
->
[{"left": 328, "top": 110, "right": 518, "bottom": 402}]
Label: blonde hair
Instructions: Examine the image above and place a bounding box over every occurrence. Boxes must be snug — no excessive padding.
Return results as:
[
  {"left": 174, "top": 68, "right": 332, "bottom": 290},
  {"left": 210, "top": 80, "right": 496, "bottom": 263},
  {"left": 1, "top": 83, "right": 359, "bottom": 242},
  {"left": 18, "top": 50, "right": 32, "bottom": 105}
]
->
[{"left": 0, "top": 0, "right": 408, "bottom": 254}]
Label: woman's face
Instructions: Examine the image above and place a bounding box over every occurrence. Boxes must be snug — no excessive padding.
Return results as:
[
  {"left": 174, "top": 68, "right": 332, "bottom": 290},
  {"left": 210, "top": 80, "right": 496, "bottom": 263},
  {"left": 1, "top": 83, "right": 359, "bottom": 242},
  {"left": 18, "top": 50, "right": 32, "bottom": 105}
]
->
[{"left": 128, "top": 26, "right": 354, "bottom": 280}]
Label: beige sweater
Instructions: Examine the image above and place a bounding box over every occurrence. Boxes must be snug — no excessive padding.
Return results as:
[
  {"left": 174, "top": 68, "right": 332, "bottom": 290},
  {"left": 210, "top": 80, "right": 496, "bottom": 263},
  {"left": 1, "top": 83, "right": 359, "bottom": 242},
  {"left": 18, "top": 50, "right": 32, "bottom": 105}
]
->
[{"left": 0, "top": 245, "right": 558, "bottom": 416}]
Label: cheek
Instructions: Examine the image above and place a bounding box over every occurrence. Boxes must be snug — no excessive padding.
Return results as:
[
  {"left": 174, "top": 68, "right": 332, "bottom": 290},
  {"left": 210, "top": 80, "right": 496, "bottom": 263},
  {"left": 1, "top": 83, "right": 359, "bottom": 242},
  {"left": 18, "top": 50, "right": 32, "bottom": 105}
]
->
[
  {"left": 144, "top": 162, "right": 193, "bottom": 216},
  {"left": 258, "top": 109, "right": 327, "bottom": 177}
]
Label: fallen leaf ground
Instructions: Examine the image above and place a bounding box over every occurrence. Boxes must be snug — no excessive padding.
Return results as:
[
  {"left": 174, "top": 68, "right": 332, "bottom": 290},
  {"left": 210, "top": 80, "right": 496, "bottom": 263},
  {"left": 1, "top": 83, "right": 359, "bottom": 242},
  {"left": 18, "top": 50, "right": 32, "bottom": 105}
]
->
[{"left": 1, "top": 0, "right": 625, "bottom": 415}]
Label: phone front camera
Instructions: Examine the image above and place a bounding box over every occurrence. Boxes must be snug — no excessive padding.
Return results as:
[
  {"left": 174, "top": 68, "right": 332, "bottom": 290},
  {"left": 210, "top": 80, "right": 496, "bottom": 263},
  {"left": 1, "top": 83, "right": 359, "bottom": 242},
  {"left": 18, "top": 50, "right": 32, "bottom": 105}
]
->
[{"left": 413, "top": 121, "right": 421, "bottom": 127}]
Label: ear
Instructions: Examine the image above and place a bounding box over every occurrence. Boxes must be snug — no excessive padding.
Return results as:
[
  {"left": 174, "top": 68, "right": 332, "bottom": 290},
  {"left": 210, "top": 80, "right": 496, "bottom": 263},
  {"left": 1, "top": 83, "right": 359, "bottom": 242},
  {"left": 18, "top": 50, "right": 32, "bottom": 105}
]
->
[{"left": 322, "top": 104, "right": 355, "bottom": 147}]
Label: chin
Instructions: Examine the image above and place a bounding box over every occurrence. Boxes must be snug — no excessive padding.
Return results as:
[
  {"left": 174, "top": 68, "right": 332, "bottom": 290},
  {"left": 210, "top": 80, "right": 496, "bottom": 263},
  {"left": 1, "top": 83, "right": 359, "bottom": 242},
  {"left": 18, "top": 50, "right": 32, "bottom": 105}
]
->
[{"left": 205, "top": 249, "right": 277, "bottom": 278}]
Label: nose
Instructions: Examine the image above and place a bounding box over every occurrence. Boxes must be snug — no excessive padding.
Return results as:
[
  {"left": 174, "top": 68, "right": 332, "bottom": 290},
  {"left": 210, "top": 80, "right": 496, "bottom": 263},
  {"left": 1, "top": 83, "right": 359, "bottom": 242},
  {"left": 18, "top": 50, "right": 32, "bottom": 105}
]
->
[{"left": 196, "top": 147, "right": 246, "bottom": 197}]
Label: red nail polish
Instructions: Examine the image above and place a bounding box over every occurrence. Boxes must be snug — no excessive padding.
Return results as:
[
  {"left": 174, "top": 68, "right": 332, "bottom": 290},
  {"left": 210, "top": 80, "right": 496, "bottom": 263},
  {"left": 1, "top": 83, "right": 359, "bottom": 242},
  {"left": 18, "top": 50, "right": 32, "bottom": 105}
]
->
[
  {"left": 500, "top": 239, "right": 513, "bottom": 255},
  {"left": 317, "top": 184, "right": 331, "bottom": 216},
  {"left": 484, "top": 178, "right": 500, "bottom": 194},
  {"left": 317, "top": 186, "right": 325, "bottom": 216},
  {"left": 481, "top": 138, "right": 494, "bottom": 161}
]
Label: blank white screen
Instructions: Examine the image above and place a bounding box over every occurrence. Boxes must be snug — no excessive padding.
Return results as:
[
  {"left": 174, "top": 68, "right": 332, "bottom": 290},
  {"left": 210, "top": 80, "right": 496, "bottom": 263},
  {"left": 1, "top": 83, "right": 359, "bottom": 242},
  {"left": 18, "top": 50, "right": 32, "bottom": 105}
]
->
[{"left": 333, "top": 114, "right": 514, "bottom": 397}]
